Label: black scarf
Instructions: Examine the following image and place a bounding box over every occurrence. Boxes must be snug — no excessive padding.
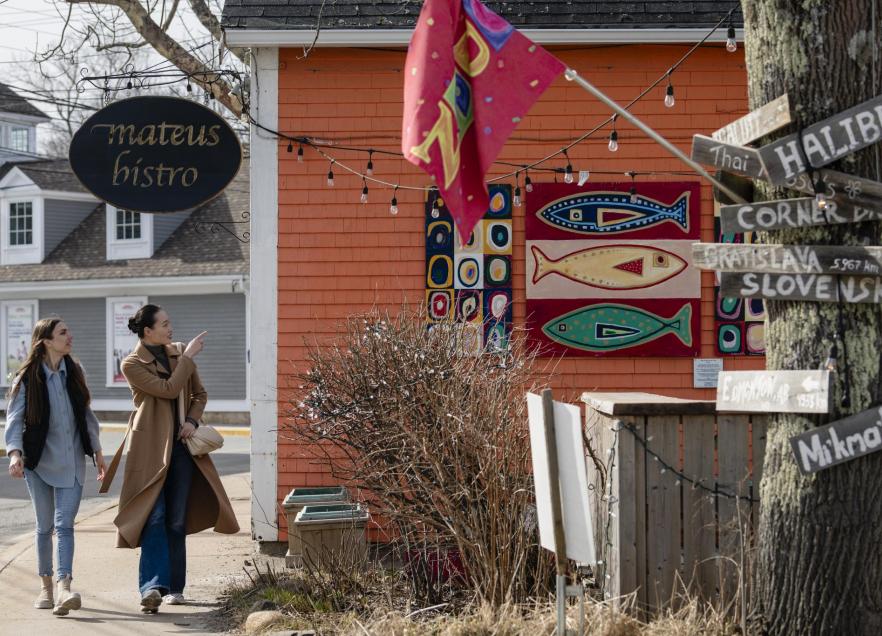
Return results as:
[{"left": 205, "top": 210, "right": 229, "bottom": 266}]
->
[{"left": 21, "top": 355, "right": 94, "bottom": 470}]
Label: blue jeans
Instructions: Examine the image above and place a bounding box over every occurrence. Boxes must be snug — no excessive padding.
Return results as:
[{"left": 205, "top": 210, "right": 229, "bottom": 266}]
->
[
  {"left": 139, "top": 440, "right": 195, "bottom": 596},
  {"left": 23, "top": 469, "right": 83, "bottom": 580}
]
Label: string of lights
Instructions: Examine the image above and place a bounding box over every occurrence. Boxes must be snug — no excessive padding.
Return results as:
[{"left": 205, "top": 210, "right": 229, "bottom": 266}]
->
[{"left": 68, "top": 5, "right": 741, "bottom": 213}]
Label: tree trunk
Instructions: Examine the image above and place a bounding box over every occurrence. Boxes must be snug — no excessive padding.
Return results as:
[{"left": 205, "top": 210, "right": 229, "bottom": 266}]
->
[{"left": 744, "top": 1, "right": 882, "bottom": 633}]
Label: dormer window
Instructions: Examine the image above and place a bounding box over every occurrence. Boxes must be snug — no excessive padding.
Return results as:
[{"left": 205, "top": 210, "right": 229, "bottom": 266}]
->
[
  {"left": 106, "top": 204, "right": 153, "bottom": 260},
  {"left": 116, "top": 209, "right": 142, "bottom": 240},
  {"left": 9, "top": 127, "right": 29, "bottom": 153},
  {"left": 8, "top": 201, "right": 33, "bottom": 245}
]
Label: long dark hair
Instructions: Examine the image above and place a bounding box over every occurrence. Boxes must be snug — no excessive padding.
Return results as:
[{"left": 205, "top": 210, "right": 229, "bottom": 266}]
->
[
  {"left": 8, "top": 318, "right": 91, "bottom": 426},
  {"left": 128, "top": 304, "right": 163, "bottom": 338}
]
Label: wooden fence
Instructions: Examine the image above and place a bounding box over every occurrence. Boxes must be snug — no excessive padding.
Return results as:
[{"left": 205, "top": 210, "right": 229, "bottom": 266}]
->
[{"left": 583, "top": 392, "right": 767, "bottom": 614}]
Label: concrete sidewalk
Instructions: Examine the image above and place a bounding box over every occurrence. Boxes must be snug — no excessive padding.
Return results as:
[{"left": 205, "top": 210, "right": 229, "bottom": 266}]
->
[{"left": 0, "top": 471, "right": 253, "bottom": 635}]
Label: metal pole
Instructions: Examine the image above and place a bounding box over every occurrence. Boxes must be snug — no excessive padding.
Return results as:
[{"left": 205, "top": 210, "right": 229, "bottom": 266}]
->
[
  {"left": 542, "top": 388, "right": 568, "bottom": 635},
  {"left": 564, "top": 68, "right": 748, "bottom": 205}
]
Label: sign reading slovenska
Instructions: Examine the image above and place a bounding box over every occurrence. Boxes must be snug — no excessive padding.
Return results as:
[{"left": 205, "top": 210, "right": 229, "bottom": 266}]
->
[
  {"left": 720, "top": 272, "right": 882, "bottom": 304},
  {"left": 790, "top": 406, "right": 882, "bottom": 474},
  {"left": 717, "top": 370, "right": 831, "bottom": 414},
  {"left": 69, "top": 96, "right": 241, "bottom": 212}
]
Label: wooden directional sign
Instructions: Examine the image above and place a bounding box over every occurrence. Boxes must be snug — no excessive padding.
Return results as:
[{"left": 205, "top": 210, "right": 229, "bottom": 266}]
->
[
  {"left": 692, "top": 243, "right": 882, "bottom": 276},
  {"left": 693, "top": 135, "right": 882, "bottom": 207},
  {"left": 720, "top": 272, "right": 882, "bottom": 304},
  {"left": 790, "top": 406, "right": 882, "bottom": 474},
  {"left": 719, "top": 197, "right": 882, "bottom": 233},
  {"left": 713, "top": 94, "right": 792, "bottom": 146},
  {"left": 717, "top": 370, "right": 831, "bottom": 414},
  {"left": 758, "top": 92, "right": 882, "bottom": 185},
  {"left": 691, "top": 134, "right": 767, "bottom": 179}
]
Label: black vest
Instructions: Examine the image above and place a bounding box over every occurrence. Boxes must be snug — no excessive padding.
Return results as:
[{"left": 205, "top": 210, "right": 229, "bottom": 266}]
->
[{"left": 21, "top": 356, "right": 94, "bottom": 470}]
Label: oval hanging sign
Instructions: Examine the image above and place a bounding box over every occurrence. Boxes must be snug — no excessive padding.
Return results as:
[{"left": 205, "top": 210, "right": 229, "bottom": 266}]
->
[{"left": 69, "top": 96, "right": 242, "bottom": 212}]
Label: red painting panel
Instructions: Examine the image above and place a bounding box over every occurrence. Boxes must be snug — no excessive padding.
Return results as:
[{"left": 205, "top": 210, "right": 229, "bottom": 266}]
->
[
  {"left": 525, "top": 181, "right": 701, "bottom": 241},
  {"left": 526, "top": 298, "right": 701, "bottom": 357}
]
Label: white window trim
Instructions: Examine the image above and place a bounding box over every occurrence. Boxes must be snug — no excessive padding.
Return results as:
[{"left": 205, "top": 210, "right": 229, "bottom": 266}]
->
[
  {"left": 105, "top": 296, "right": 147, "bottom": 388},
  {"left": 106, "top": 204, "right": 154, "bottom": 261},
  {"left": 1, "top": 195, "right": 43, "bottom": 265},
  {"left": 0, "top": 299, "right": 38, "bottom": 387},
  {"left": 9, "top": 126, "right": 30, "bottom": 153}
]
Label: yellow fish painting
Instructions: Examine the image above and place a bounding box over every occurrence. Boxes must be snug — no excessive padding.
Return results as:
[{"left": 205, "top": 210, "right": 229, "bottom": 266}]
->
[{"left": 531, "top": 244, "right": 687, "bottom": 290}]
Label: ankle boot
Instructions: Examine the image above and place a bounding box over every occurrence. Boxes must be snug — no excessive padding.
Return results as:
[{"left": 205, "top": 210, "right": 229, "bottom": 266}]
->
[
  {"left": 34, "top": 575, "right": 53, "bottom": 609},
  {"left": 52, "top": 575, "right": 81, "bottom": 616}
]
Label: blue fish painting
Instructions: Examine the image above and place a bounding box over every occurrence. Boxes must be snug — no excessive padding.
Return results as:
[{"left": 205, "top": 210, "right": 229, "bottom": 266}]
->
[{"left": 536, "top": 191, "right": 690, "bottom": 235}]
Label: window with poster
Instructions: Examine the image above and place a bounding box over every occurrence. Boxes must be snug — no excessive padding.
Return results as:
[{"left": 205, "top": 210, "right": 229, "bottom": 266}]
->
[
  {"left": 1, "top": 300, "right": 38, "bottom": 386},
  {"left": 106, "top": 296, "right": 146, "bottom": 387}
]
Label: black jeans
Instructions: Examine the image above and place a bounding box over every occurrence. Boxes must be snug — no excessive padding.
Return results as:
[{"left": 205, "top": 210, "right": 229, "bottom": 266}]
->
[{"left": 138, "top": 440, "right": 195, "bottom": 595}]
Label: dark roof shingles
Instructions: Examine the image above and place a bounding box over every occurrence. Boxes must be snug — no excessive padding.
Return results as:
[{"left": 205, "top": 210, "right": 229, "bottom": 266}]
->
[
  {"left": 16, "top": 159, "right": 87, "bottom": 193},
  {"left": 221, "top": 0, "right": 742, "bottom": 30},
  {"left": 0, "top": 82, "right": 50, "bottom": 119}
]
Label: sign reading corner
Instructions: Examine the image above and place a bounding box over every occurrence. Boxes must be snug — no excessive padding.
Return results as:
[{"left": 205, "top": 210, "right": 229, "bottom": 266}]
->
[{"left": 69, "top": 96, "right": 242, "bottom": 212}]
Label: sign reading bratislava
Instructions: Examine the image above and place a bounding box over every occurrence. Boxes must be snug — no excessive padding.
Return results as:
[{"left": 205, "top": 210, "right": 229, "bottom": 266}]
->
[{"left": 69, "top": 96, "right": 242, "bottom": 212}]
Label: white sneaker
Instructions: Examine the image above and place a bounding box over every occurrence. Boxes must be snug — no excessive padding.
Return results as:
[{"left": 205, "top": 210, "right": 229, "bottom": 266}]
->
[{"left": 163, "top": 593, "right": 185, "bottom": 605}]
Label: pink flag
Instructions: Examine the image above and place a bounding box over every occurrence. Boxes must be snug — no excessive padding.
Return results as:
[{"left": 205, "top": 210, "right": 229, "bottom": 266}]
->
[{"left": 402, "top": 0, "right": 565, "bottom": 242}]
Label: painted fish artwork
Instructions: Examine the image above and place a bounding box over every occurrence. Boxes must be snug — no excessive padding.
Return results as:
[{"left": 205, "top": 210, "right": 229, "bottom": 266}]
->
[
  {"left": 543, "top": 302, "right": 692, "bottom": 352},
  {"left": 531, "top": 244, "right": 687, "bottom": 290},
  {"left": 536, "top": 191, "right": 690, "bottom": 236}
]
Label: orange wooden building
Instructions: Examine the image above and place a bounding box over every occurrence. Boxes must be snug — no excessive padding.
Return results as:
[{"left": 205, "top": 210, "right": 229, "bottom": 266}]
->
[{"left": 222, "top": 0, "right": 763, "bottom": 546}]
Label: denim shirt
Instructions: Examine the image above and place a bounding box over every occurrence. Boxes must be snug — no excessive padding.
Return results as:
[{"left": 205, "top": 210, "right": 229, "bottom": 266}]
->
[{"left": 4, "top": 359, "right": 102, "bottom": 488}]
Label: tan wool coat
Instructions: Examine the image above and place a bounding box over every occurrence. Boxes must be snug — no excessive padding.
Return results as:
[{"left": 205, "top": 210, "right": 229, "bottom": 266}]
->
[{"left": 103, "top": 341, "right": 239, "bottom": 548}]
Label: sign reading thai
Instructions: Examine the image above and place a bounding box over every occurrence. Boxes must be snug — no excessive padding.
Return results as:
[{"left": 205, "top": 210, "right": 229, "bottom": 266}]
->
[
  {"left": 712, "top": 94, "right": 792, "bottom": 146},
  {"left": 720, "top": 272, "right": 882, "bottom": 304},
  {"left": 790, "top": 406, "right": 882, "bottom": 474},
  {"left": 691, "top": 134, "right": 767, "bottom": 179},
  {"left": 758, "top": 92, "right": 882, "bottom": 184},
  {"left": 716, "top": 370, "right": 831, "bottom": 414},
  {"left": 692, "top": 243, "right": 882, "bottom": 276},
  {"left": 719, "top": 197, "right": 882, "bottom": 233},
  {"left": 69, "top": 96, "right": 241, "bottom": 212}
]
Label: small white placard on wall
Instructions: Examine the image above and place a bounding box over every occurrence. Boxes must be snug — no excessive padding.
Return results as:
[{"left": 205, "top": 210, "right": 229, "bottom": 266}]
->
[
  {"left": 527, "top": 392, "right": 596, "bottom": 564},
  {"left": 694, "top": 358, "right": 724, "bottom": 388}
]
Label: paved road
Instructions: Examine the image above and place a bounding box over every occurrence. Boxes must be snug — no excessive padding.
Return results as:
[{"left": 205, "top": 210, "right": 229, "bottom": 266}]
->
[{"left": 0, "top": 430, "right": 249, "bottom": 552}]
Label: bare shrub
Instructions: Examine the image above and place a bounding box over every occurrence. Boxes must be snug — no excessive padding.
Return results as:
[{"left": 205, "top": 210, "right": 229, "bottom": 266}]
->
[{"left": 284, "top": 308, "right": 554, "bottom": 606}]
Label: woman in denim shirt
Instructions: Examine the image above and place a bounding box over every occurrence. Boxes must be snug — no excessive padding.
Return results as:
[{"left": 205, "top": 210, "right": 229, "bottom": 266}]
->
[{"left": 4, "top": 318, "right": 106, "bottom": 616}]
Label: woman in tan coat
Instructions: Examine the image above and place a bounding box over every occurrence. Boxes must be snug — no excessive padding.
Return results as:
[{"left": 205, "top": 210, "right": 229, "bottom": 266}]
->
[{"left": 100, "top": 304, "right": 238, "bottom": 613}]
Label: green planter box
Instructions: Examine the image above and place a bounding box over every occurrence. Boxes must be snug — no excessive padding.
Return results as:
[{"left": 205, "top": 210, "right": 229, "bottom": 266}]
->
[{"left": 294, "top": 503, "right": 370, "bottom": 570}]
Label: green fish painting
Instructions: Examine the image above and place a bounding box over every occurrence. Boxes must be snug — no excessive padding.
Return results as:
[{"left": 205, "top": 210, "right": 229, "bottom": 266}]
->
[{"left": 542, "top": 303, "right": 692, "bottom": 352}]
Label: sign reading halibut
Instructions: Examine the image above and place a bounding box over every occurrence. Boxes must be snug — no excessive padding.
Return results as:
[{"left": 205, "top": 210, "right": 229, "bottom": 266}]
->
[
  {"left": 720, "top": 272, "right": 882, "bottom": 304},
  {"left": 758, "top": 92, "right": 882, "bottom": 184},
  {"left": 691, "top": 243, "right": 882, "bottom": 276},
  {"left": 790, "top": 406, "right": 882, "bottom": 474},
  {"left": 717, "top": 370, "right": 830, "bottom": 414}
]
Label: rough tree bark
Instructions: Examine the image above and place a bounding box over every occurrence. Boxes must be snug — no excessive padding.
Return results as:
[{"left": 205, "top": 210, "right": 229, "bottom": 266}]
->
[{"left": 744, "top": 1, "right": 882, "bottom": 633}]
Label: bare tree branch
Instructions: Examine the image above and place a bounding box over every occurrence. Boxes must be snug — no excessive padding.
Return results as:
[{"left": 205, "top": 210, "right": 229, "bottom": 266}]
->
[{"left": 187, "top": 0, "right": 247, "bottom": 63}]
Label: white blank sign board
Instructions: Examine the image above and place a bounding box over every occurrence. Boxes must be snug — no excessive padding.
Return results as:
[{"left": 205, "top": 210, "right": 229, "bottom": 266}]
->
[{"left": 527, "top": 392, "right": 596, "bottom": 564}]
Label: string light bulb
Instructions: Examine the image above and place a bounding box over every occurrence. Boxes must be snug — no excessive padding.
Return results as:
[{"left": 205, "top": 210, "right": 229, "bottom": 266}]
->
[
  {"left": 297, "top": 144, "right": 304, "bottom": 162},
  {"left": 286, "top": 141, "right": 293, "bottom": 153},
  {"left": 608, "top": 116, "right": 619, "bottom": 152},
  {"left": 186, "top": 80, "right": 192, "bottom": 93},
  {"left": 431, "top": 190, "right": 441, "bottom": 218},
  {"left": 514, "top": 173, "right": 522, "bottom": 207},
  {"left": 726, "top": 23, "right": 737, "bottom": 53},
  {"left": 628, "top": 172, "right": 638, "bottom": 203},
  {"left": 814, "top": 178, "right": 828, "bottom": 211},
  {"left": 390, "top": 186, "right": 399, "bottom": 215},
  {"left": 366, "top": 150, "right": 374, "bottom": 176},
  {"left": 326, "top": 161, "right": 335, "bottom": 187},
  {"left": 360, "top": 178, "right": 369, "bottom": 204},
  {"left": 524, "top": 171, "right": 533, "bottom": 193},
  {"left": 562, "top": 150, "right": 574, "bottom": 184},
  {"left": 664, "top": 77, "right": 675, "bottom": 108}
]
